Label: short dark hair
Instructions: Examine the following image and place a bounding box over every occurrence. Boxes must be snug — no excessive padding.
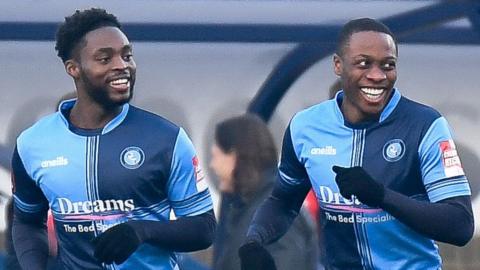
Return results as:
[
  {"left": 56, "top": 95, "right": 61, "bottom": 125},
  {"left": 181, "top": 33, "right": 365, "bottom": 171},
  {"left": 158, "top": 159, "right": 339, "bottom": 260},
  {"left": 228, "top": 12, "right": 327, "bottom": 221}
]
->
[
  {"left": 55, "top": 8, "right": 121, "bottom": 62},
  {"left": 214, "top": 114, "right": 277, "bottom": 200},
  {"left": 336, "top": 17, "right": 397, "bottom": 57}
]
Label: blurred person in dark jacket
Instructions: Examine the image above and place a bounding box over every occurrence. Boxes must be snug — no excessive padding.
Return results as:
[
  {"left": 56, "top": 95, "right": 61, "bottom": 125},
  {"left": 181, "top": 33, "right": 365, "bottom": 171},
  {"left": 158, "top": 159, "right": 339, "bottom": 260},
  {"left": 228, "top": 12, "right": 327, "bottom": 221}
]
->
[{"left": 210, "top": 114, "right": 317, "bottom": 270}]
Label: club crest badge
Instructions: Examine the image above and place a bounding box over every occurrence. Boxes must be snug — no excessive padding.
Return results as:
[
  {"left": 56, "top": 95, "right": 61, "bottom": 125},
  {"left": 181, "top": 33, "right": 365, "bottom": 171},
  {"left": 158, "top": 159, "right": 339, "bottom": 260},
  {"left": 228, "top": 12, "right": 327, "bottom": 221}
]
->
[
  {"left": 120, "top": 147, "right": 145, "bottom": 169},
  {"left": 383, "top": 139, "right": 405, "bottom": 162}
]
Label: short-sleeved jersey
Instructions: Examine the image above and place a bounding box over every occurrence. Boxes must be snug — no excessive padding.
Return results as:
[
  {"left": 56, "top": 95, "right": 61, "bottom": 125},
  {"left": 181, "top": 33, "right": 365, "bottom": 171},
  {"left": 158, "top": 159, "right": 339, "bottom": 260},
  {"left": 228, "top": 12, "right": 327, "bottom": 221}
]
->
[
  {"left": 279, "top": 90, "right": 470, "bottom": 270},
  {"left": 12, "top": 100, "right": 213, "bottom": 270}
]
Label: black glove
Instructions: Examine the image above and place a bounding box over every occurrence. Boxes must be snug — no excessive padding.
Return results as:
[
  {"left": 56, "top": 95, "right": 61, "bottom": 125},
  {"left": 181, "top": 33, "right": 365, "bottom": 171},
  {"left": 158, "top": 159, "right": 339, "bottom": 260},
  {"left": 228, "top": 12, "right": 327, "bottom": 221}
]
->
[
  {"left": 92, "top": 221, "right": 143, "bottom": 265},
  {"left": 238, "top": 241, "right": 277, "bottom": 270},
  {"left": 332, "top": 166, "right": 385, "bottom": 207}
]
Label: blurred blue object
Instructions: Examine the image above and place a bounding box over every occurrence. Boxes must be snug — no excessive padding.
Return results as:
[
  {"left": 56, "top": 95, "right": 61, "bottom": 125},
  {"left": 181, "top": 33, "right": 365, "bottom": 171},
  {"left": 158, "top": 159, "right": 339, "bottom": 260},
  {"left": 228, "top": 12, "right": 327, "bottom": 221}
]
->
[{"left": 177, "top": 254, "right": 211, "bottom": 270}]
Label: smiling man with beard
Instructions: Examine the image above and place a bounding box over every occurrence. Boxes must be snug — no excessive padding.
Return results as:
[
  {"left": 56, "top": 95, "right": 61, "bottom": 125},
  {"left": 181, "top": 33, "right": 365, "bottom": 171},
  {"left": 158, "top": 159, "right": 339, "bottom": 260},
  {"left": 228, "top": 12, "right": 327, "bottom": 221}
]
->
[
  {"left": 11, "top": 8, "right": 215, "bottom": 270},
  {"left": 239, "top": 18, "right": 474, "bottom": 270}
]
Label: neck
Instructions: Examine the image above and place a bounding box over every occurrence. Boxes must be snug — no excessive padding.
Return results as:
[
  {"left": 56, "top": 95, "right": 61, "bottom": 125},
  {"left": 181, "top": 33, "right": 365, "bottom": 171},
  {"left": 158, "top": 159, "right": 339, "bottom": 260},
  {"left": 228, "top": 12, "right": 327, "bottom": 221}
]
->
[
  {"left": 341, "top": 102, "right": 379, "bottom": 124},
  {"left": 69, "top": 98, "right": 124, "bottom": 130}
]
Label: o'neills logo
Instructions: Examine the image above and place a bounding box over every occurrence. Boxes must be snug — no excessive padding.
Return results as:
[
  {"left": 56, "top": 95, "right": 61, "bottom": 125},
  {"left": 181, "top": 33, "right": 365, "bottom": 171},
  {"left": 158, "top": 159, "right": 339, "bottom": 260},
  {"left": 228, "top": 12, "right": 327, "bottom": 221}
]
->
[
  {"left": 57, "top": 198, "right": 135, "bottom": 215},
  {"left": 311, "top": 146, "right": 337, "bottom": 156},
  {"left": 41, "top": 156, "right": 68, "bottom": 168}
]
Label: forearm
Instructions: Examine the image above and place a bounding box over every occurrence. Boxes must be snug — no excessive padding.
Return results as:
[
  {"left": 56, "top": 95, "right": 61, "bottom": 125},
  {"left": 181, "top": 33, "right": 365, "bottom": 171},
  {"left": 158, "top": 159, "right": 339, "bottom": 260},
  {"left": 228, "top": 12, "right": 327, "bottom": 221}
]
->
[
  {"left": 11, "top": 146, "right": 50, "bottom": 269},
  {"left": 333, "top": 166, "right": 474, "bottom": 246},
  {"left": 246, "top": 197, "right": 299, "bottom": 245},
  {"left": 246, "top": 180, "right": 310, "bottom": 245},
  {"left": 381, "top": 190, "right": 474, "bottom": 246},
  {"left": 12, "top": 212, "right": 48, "bottom": 270},
  {"left": 130, "top": 210, "right": 216, "bottom": 252}
]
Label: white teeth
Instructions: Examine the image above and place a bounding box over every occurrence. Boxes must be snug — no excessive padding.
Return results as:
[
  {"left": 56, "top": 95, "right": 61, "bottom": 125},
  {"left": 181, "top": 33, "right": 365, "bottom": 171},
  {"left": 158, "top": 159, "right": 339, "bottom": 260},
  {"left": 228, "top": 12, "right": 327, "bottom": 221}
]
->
[
  {"left": 110, "top": 78, "right": 128, "bottom": 85},
  {"left": 361, "top": 88, "right": 384, "bottom": 96}
]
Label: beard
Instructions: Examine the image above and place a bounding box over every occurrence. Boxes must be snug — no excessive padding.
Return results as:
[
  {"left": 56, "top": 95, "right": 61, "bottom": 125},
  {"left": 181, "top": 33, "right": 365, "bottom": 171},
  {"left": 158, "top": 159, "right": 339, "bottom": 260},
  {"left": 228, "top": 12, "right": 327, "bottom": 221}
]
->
[{"left": 79, "top": 69, "right": 135, "bottom": 109}]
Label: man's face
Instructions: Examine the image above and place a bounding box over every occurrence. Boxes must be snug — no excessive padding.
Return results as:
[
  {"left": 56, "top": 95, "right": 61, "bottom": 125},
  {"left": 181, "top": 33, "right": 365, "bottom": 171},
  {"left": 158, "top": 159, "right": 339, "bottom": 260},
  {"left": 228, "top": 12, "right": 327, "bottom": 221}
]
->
[
  {"left": 334, "top": 31, "right": 397, "bottom": 123},
  {"left": 75, "top": 26, "right": 136, "bottom": 107}
]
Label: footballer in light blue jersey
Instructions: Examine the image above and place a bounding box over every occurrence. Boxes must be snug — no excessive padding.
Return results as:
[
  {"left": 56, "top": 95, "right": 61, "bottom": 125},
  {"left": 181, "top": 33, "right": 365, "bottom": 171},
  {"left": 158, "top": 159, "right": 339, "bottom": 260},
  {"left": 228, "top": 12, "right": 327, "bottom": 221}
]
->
[
  {"left": 12, "top": 8, "right": 215, "bottom": 270},
  {"left": 241, "top": 18, "right": 473, "bottom": 270},
  {"left": 279, "top": 89, "right": 470, "bottom": 269},
  {"left": 13, "top": 101, "right": 213, "bottom": 269}
]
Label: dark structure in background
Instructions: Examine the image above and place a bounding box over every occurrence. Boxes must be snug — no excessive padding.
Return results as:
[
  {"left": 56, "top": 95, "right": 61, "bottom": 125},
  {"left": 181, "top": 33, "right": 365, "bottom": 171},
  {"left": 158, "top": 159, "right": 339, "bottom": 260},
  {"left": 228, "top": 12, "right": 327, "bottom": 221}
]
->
[{"left": 247, "top": 0, "right": 480, "bottom": 121}]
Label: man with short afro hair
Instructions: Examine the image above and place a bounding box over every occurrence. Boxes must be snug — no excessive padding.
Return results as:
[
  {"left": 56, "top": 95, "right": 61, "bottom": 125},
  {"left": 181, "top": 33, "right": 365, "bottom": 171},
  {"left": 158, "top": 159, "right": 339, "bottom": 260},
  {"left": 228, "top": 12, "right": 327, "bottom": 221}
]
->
[
  {"left": 55, "top": 8, "right": 121, "bottom": 63},
  {"left": 12, "top": 8, "right": 216, "bottom": 270}
]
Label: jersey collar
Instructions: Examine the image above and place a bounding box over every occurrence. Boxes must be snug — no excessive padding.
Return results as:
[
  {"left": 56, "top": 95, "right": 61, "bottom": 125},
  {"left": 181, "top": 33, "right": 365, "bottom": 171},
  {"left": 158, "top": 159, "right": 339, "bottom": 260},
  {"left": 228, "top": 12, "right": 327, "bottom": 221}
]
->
[
  {"left": 333, "top": 88, "right": 402, "bottom": 127},
  {"left": 58, "top": 99, "right": 130, "bottom": 136},
  {"left": 379, "top": 88, "right": 401, "bottom": 122}
]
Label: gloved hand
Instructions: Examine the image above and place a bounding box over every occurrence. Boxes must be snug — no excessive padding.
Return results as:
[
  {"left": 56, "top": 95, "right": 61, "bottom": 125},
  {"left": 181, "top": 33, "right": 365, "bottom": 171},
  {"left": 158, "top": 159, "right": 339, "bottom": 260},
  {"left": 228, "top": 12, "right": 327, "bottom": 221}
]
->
[
  {"left": 92, "top": 221, "right": 143, "bottom": 265},
  {"left": 332, "top": 166, "right": 385, "bottom": 207},
  {"left": 238, "top": 241, "right": 277, "bottom": 270}
]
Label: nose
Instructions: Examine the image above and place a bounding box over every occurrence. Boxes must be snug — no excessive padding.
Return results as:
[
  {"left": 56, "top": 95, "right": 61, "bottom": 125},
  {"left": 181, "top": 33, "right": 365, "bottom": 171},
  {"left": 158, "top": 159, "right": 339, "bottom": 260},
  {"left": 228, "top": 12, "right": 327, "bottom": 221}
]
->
[
  {"left": 112, "top": 56, "right": 128, "bottom": 70},
  {"left": 366, "top": 65, "right": 386, "bottom": 82}
]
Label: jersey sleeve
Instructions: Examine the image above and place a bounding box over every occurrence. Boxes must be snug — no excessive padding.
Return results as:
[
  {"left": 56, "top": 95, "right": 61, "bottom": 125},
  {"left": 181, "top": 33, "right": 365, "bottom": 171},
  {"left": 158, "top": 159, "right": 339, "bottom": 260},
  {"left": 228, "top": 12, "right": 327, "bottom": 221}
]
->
[
  {"left": 166, "top": 128, "right": 213, "bottom": 217},
  {"left": 11, "top": 145, "right": 49, "bottom": 221},
  {"left": 418, "top": 117, "right": 471, "bottom": 202},
  {"left": 278, "top": 123, "right": 310, "bottom": 190}
]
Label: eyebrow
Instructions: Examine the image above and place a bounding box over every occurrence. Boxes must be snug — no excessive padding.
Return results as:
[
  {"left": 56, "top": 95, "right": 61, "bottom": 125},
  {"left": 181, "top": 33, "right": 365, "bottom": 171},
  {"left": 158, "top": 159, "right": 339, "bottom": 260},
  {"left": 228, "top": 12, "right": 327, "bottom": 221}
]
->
[
  {"left": 95, "top": 45, "right": 132, "bottom": 54},
  {"left": 354, "top": 54, "right": 397, "bottom": 60}
]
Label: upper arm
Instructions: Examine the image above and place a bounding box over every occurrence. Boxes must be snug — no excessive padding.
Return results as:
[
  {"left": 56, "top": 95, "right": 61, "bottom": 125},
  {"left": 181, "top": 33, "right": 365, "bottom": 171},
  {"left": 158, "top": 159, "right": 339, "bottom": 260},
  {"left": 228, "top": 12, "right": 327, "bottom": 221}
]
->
[
  {"left": 166, "top": 128, "right": 213, "bottom": 217},
  {"left": 278, "top": 123, "right": 309, "bottom": 186},
  {"left": 11, "top": 145, "right": 48, "bottom": 223},
  {"left": 418, "top": 117, "right": 471, "bottom": 202},
  {"left": 275, "top": 124, "right": 311, "bottom": 211}
]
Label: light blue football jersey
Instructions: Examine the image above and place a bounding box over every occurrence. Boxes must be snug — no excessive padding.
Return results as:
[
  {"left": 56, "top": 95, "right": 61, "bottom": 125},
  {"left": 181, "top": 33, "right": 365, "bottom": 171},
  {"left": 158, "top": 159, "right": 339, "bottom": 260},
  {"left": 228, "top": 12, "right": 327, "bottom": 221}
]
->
[
  {"left": 13, "top": 100, "right": 213, "bottom": 270},
  {"left": 279, "top": 89, "right": 470, "bottom": 270}
]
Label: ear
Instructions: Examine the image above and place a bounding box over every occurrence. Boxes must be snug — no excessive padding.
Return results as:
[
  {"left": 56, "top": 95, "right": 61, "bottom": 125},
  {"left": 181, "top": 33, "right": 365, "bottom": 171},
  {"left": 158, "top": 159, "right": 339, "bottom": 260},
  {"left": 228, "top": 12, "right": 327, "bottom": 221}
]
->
[
  {"left": 333, "top": 54, "right": 343, "bottom": 76},
  {"left": 65, "top": 59, "right": 80, "bottom": 79}
]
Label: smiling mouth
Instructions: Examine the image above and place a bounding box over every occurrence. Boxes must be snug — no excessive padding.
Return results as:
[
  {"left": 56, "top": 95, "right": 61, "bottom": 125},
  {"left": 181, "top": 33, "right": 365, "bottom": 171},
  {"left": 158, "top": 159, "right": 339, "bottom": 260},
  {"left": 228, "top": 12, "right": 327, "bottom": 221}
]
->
[
  {"left": 360, "top": 87, "right": 385, "bottom": 103},
  {"left": 109, "top": 78, "right": 130, "bottom": 91}
]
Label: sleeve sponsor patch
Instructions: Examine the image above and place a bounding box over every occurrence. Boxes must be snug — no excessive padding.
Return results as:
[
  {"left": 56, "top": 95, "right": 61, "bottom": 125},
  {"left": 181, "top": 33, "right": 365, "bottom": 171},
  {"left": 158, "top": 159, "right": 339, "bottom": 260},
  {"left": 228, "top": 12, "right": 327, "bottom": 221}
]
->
[
  {"left": 192, "top": 156, "right": 208, "bottom": 192},
  {"left": 440, "top": 140, "right": 464, "bottom": 177}
]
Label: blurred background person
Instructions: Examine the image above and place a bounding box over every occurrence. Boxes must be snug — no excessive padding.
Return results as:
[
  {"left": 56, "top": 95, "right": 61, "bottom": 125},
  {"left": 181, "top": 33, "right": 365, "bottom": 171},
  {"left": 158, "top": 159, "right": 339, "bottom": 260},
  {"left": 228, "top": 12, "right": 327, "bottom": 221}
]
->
[{"left": 210, "top": 114, "right": 318, "bottom": 270}]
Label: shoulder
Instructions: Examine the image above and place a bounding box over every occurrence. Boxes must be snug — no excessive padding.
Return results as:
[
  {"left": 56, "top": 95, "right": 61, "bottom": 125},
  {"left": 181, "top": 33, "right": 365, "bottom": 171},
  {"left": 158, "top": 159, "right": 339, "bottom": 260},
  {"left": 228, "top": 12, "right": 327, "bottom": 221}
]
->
[
  {"left": 395, "top": 96, "right": 442, "bottom": 124},
  {"left": 293, "top": 100, "right": 332, "bottom": 122},
  {"left": 125, "top": 106, "right": 182, "bottom": 141},
  {"left": 290, "top": 99, "right": 335, "bottom": 130},
  {"left": 127, "top": 106, "right": 180, "bottom": 131},
  {"left": 385, "top": 96, "right": 448, "bottom": 146},
  {"left": 17, "top": 112, "right": 62, "bottom": 146}
]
